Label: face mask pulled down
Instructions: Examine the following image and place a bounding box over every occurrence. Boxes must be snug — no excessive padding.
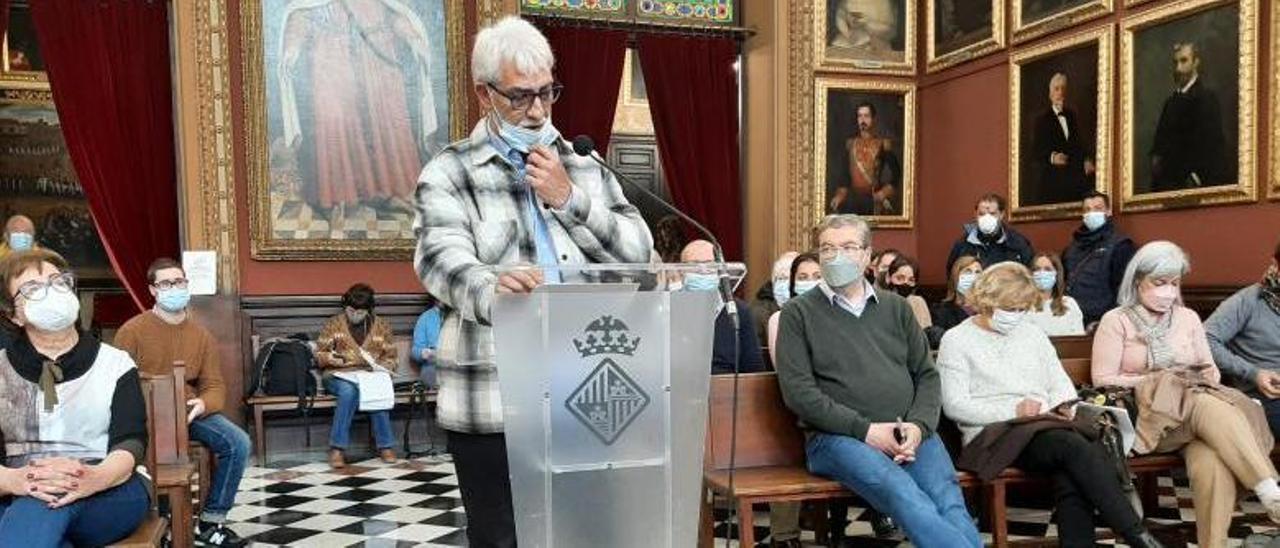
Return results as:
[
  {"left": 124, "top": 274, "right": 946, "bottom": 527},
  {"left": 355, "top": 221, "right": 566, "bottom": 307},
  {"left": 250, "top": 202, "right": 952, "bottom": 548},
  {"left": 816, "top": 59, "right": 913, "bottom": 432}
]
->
[{"left": 489, "top": 107, "right": 559, "bottom": 154}]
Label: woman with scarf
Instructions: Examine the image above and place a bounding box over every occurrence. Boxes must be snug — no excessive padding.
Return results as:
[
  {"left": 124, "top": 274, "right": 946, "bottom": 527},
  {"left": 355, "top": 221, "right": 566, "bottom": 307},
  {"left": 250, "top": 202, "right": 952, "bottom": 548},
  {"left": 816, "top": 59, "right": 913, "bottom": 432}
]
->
[
  {"left": 1206, "top": 239, "right": 1280, "bottom": 439},
  {"left": 1092, "top": 241, "right": 1280, "bottom": 546},
  {"left": 0, "top": 249, "right": 149, "bottom": 546}
]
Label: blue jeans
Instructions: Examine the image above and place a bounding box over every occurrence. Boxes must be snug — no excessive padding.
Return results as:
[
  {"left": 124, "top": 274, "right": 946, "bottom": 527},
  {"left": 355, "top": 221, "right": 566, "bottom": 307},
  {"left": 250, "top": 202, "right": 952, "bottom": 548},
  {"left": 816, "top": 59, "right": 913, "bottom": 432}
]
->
[
  {"left": 806, "top": 433, "right": 981, "bottom": 548},
  {"left": 189, "top": 413, "right": 251, "bottom": 523},
  {"left": 1263, "top": 396, "right": 1280, "bottom": 441},
  {"left": 0, "top": 473, "right": 148, "bottom": 548},
  {"left": 324, "top": 376, "right": 395, "bottom": 451}
]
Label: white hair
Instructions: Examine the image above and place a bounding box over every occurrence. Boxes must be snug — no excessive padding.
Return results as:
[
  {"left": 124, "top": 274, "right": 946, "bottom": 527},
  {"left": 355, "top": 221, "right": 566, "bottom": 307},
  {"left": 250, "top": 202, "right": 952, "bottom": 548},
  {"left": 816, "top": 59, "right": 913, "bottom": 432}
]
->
[
  {"left": 1116, "top": 240, "right": 1190, "bottom": 309},
  {"left": 1049, "top": 72, "right": 1068, "bottom": 90},
  {"left": 471, "top": 16, "right": 555, "bottom": 84},
  {"left": 772, "top": 251, "right": 800, "bottom": 280}
]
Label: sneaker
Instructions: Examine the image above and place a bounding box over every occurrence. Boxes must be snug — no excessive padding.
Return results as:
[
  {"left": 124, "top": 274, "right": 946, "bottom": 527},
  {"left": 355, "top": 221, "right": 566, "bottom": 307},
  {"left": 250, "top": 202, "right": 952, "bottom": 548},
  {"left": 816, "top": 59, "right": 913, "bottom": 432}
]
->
[
  {"left": 870, "top": 513, "right": 898, "bottom": 538},
  {"left": 1265, "top": 497, "right": 1280, "bottom": 524},
  {"left": 194, "top": 522, "right": 247, "bottom": 548}
]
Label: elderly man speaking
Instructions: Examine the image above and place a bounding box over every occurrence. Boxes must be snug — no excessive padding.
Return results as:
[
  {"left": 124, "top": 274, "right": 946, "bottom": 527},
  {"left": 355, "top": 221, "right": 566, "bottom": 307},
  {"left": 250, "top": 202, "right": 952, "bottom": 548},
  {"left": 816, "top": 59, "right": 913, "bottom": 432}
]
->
[{"left": 413, "top": 16, "right": 653, "bottom": 548}]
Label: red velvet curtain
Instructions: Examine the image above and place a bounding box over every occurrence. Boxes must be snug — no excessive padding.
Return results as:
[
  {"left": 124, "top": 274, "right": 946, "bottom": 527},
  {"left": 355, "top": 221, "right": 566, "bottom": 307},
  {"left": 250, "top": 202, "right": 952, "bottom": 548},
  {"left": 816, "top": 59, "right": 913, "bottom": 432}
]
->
[
  {"left": 636, "top": 34, "right": 742, "bottom": 260},
  {"left": 538, "top": 25, "right": 627, "bottom": 154},
  {"left": 31, "top": 0, "right": 178, "bottom": 311}
]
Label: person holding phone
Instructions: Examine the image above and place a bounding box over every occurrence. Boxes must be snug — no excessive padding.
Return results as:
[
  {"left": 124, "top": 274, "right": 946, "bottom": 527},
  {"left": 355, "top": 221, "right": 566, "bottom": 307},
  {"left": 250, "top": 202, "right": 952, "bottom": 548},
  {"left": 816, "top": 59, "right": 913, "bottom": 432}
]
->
[
  {"left": 1092, "top": 241, "right": 1280, "bottom": 546},
  {"left": 938, "top": 262, "right": 1161, "bottom": 547}
]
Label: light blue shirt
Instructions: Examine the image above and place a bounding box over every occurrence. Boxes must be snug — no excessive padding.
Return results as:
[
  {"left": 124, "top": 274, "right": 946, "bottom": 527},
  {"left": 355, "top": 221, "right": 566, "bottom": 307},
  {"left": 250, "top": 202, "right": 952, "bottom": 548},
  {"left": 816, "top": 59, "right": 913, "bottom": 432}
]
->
[
  {"left": 491, "top": 136, "right": 564, "bottom": 283},
  {"left": 818, "top": 280, "right": 880, "bottom": 318},
  {"left": 412, "top": 307, "right": 443, "bottom": 364}
]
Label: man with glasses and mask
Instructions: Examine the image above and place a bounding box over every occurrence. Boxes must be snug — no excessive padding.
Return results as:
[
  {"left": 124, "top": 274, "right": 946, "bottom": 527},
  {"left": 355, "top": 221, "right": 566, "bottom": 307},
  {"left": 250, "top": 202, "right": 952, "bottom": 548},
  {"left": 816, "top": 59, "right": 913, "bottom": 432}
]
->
[
  {"left": 412, "top": 16, "right": 652, "bottom": 548},
  {"left": 680, "top": 240, "right": 764, "bottom": 375},
  {"left": 114, "top": 258, "right": 250, "bottom": 548},
  {"left": 775, "top": 214, "right": 980, "bottom": 548}
]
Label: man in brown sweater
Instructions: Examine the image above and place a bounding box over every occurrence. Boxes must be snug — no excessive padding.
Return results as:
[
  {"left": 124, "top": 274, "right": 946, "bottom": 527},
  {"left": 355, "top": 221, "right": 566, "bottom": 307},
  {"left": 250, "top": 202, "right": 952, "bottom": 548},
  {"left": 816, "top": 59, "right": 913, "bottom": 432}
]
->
[{"left": 114, "top": 258, "right": 249, "bottom": 548}]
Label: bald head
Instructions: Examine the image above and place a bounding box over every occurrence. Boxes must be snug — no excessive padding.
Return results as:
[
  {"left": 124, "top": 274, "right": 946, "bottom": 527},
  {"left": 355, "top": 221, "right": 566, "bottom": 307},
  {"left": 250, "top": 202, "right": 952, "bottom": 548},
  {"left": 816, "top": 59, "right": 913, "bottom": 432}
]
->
[
  {"left": 5, "top": 215, "right": 33, "bottom": 236},
  {"left": 680, "top": 240, "right": 715, "bottom": 263}
]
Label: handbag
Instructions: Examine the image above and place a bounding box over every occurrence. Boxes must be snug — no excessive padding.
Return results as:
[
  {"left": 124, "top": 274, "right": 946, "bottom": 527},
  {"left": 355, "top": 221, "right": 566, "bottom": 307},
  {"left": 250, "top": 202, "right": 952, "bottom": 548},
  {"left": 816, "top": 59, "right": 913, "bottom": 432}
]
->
[
  {"left": 1074, "top": 399, "right": 1142, "bottom": 517},
  {"left": 1077, "top": 384, "right": 1138, "bottom": 426}
]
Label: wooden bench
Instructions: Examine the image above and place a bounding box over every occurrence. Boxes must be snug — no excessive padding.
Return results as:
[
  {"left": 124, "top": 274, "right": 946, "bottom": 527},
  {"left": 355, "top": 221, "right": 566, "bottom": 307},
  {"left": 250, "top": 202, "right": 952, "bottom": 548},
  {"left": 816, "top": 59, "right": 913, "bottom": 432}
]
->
[
  {"left": 697, "top": 373, "right": 1019, "bottom": 547},
  {"left": 247, "top": 388, "right": 437, "bottom": 464}
]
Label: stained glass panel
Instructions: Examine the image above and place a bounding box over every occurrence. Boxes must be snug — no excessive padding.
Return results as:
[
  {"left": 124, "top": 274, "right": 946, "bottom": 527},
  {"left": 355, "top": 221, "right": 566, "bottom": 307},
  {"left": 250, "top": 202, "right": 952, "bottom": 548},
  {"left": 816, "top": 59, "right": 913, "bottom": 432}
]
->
[{"left": 637, "top": 0, "right": 734, "bottom": 24}]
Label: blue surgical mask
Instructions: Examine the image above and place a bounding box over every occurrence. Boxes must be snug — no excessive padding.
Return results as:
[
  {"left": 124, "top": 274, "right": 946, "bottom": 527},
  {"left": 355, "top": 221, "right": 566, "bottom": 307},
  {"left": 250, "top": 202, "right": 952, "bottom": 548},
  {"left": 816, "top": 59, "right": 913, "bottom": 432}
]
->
[
  {"left": 1082, "top": 211, "right": 1107, "bottom": 232},
  {"left": 490, "top": 108, "right": 559, "bottom": 154},
  {"left": 772, "top": 280, "right": 791, "bottom": 306},
  {"left": 157, "top": 287, "right": 191, "bottom": 313},
  {"left": 7, "top": 231, "right": 33, "bottom": 251},
  {"left": 957, "top": 271, "right": 978, "bottom": 296},
  {"left": 1033, "top": 271, "right": 1058, "bottom": 292},
  {"left": 820, "top": 252, "right": 864, "bottom": 290},
  {"left": 683, "top": 273, "right": 719, "bottom": 292},
  {"left": 794, "top": 280, "right": 820, "bottom": 296}
]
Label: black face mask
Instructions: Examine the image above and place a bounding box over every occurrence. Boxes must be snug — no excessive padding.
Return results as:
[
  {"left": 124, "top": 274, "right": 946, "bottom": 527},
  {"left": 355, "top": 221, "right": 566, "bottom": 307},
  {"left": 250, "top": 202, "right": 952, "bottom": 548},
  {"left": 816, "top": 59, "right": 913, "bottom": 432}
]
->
[{"left": 886, "top": 283, "right": 915, "bottom": 297}]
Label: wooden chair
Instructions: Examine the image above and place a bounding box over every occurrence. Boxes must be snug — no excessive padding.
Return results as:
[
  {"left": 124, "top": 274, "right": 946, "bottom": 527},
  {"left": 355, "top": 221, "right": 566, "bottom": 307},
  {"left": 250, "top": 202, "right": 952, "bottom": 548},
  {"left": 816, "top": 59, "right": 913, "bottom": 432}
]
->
[
  {"left": 108, "top": 374, "right": 169, "bottom": 548},
  {"left": 142, "top": 365, "right": 199, "bottom": 548}
]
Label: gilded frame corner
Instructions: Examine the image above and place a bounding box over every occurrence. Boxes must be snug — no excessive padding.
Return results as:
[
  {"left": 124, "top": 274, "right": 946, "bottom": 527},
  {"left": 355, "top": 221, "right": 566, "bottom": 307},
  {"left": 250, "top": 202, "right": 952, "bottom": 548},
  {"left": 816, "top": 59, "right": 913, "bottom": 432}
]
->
[
  {"left": 925, "top": 0, "right": 1006, "bottom": 74},
  {"left": 1011, "top": 0, "right": 1113, "bottom": 46},
  {"left": 813, "top": 0, "right": 917, "bottom": 76},
  {"left": 1270, "top": 0, "right": 1280, "bottom": 201},
  {"left": 1008, "top": 25, "right": 1113, "bottom": 222},
  {"left": 1118, "top": 0, "right": 1258, "bottom": 213},
  {"left": 241, "top": 0, "right": 470, "bottom": 261},
  {"left": 811, "top": 77, "right": 916, "bottom": 230}
]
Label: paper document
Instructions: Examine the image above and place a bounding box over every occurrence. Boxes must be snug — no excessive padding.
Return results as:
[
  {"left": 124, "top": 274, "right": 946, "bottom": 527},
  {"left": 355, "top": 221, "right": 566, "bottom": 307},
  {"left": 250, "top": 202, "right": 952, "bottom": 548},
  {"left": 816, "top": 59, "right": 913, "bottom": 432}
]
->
[
  {"left": 331, "top": 370, "right": 394, "bottom": 411},
  {"left": 182, "top": 250, "right": 218, "bottom": 295}
]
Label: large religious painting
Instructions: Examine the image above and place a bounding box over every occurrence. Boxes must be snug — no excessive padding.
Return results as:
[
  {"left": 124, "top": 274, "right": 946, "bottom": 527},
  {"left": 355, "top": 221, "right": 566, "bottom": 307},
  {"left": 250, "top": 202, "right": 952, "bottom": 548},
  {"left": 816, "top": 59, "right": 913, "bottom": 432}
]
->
[
  {"left": 813, "top": 78, "right": 915, "bottom": 229},
  {"left": 1119, "top": 0, "right": 1257, "bottom": 212},
  {"left": 1012, "top": 0, "right": 1112, "bottom": 45},
  {"left": 0, "top": 88, "right": 113, "bottom": 279},
  {"left": 926, "top": 0, "right": 1004, "bottom": 73},
  {"left": 1, "top": 1, "right": 46, "bottom": 86},
  {"left": 815, "top": 0, "right": 916, "bottom": 75},
  {"left": 242, "top": 0, "right": 468, "bottom": 260},
  {"left": 1009, "top": 26, "right": 1112, "bottom": 221}
]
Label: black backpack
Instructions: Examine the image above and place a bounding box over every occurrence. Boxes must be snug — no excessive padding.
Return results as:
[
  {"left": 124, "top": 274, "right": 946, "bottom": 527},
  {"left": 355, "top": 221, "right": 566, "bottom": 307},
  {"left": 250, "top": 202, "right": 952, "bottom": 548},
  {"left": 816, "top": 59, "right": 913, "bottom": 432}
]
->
[{"left": 251, "top": 335, "right": 318, "bottom": 399}]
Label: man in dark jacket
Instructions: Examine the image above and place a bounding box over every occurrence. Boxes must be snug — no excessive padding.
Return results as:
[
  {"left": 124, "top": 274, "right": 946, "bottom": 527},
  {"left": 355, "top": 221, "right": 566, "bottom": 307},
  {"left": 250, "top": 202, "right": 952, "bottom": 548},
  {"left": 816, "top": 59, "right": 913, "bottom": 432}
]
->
[
  {"left": 1063, "top": 191, "right": 1136, "bottom": 326},
  {"left": 945, "top": 193, "right": 1035, "bottom": 274},
  {"left": 1031, "top": 73, "right": 1094, "bottom": 205},
  {"left": 681, "top": 240, "right": 765, "bottom": 375},
  {"left": 1149, "top": 42, "right": 1228, "bottom": 192}
]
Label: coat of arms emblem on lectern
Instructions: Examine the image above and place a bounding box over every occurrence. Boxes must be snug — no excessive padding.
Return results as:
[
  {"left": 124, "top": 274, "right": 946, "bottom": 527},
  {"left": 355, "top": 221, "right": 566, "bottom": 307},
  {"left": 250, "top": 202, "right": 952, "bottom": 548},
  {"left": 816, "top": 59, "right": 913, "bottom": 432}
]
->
[{"left": 567, "top": 316, "right": 651, "bottom": 445}]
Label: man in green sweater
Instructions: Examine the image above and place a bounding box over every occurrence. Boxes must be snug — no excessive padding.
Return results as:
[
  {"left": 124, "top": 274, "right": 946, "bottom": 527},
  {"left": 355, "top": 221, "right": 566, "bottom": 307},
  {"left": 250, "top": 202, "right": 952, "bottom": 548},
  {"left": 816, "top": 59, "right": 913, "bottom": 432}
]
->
[{"left": 774, "top": 214, "right": 980, "bottom": 548}]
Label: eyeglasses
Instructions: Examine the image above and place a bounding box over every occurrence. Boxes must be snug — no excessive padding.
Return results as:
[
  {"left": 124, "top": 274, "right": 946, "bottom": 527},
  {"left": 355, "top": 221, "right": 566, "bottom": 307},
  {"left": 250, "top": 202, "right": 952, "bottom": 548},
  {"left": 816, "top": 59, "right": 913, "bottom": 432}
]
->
[
  {"left": 818, "top": 243, "right": 870, "bottom": 259},
  {"left": 487, "top": 82, "right": 564, "bottom": 112},
  {"left": 153, "top": 278, "right": 189, "bottom": 291},
  {"left": 13, "top": 272, "right": 76, "bottom": 301}
]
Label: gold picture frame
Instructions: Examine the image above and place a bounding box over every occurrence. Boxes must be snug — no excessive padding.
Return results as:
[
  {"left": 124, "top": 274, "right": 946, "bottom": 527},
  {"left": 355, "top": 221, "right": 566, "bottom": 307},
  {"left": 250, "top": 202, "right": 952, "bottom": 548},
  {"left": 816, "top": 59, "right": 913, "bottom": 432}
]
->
[
  {"left": 1271, "top": 0, "right": 1280, "bottom": 201},
  {"left": 1011, "top": 0, "right": 1113, "bottom": 45},
  {"left": 926, "top": 0, "right": 1005, "bottom": 73},
  {"left": 612, "top": 49, "right": 653, "bottom": 135},
  {"left": 1009, "top": 25, "right": 1113, "bottom": 222},
  {"left": 1118, "top": 0, "right": 1257, "bottom": 213},
  {"left": 1, "top": 1, "right": 47, "bottom": 89},
  {"left": 813, "top": 0, "right": 916, "bottom": 75},
  {"left": 812, "top": 77, "right": 915, "bottom": 229},
  {"left": 241, "top": 0, "right": 469, "bottom": 261}
]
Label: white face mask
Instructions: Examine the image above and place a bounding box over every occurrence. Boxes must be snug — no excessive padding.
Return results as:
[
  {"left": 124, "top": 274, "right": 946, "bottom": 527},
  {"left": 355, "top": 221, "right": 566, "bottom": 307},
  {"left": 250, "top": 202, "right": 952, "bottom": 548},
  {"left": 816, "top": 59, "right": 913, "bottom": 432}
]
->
[
  {"left": 956, "top": 271, "right": 978, "bottom": 296},
  {"left": 23, "top": 288, "right": 81, "bottom": 332},
  {"left": 976, "top": 213, "right": 1000, "bottom": 235},
  {"left": 1082, "top": 211, "right": 1107, "bottom": 231},
  {"left": 1140, "top": 283, "right": 1179, "bottom": 313},
  {"left": 794, "top": 280, "right": 820, "bottom": 296},
  {"left": 990, "top": 308, "right": 1027, "bottom": 335}
]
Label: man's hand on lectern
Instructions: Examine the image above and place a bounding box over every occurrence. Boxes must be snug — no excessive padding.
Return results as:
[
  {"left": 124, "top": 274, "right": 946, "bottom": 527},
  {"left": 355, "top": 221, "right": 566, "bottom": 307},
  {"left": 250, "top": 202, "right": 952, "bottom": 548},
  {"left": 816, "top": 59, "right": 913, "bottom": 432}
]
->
[{"left": 497, "top": 268, "right": 544, "bottom": 294}]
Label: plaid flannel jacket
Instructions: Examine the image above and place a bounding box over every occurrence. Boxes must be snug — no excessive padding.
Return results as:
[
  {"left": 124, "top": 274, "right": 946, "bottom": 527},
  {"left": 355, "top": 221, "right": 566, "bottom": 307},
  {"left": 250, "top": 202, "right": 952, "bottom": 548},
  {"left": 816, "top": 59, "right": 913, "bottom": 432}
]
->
[{"left": 413, "top": 123, "right": 654, "bottom": 433}]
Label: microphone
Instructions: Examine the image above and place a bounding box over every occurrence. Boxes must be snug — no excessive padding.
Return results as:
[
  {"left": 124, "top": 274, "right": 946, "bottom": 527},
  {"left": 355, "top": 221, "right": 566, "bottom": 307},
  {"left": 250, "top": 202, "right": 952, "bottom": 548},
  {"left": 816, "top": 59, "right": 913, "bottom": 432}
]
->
[{"left": 570, "top": 135, "right": 738, "bottom": 318}]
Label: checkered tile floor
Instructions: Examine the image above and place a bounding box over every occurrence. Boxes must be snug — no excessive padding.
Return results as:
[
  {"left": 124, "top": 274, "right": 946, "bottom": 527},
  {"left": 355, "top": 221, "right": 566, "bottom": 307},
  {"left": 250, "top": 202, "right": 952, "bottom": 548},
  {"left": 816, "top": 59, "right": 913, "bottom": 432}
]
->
[{"left": 227, "top": 458, "right": 1280, "bottom": 547}]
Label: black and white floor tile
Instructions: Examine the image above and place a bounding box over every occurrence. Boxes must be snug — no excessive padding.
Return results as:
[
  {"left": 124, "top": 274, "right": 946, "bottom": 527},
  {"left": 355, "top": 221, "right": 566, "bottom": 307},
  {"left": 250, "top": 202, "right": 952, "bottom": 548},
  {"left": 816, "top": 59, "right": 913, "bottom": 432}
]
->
[{"left": 227, "top": 458, "right": 1280, "bottom": 547}]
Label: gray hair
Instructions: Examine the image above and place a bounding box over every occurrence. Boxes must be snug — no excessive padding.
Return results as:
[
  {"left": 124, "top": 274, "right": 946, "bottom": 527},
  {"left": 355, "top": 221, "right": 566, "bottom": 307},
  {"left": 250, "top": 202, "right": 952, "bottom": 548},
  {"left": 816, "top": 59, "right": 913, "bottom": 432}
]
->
[
  {"left": 771, "top": 251, "right": 800, "bottom": 280},
  {"left": 1049, "top": 72, "right": 1067, "bottom": 90},
  {"left": 471, "top": 16, "right": 554, "bottom": 84},
  {"left": 814, "top": 214, "right": 873, "bottom": 247},
  {"left": 1116, "top": 240, "right": 1190, "bottom": 308}
]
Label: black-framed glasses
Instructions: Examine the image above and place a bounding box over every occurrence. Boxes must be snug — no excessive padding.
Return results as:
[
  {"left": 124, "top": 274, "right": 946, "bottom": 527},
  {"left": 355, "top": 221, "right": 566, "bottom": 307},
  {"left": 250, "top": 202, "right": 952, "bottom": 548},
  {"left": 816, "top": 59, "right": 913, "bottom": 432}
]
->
[
  {"left": 153, "top": 278, "right": 189, "bottom": 291},
  {"left": 487, "top": 82, "right": 563, "bottom": 112},
  {"left": 13, "top": 272, "right": 76, "bottom": 301},
  {"left": 818, "top": 243, "right": 870, "bottom": 259}
]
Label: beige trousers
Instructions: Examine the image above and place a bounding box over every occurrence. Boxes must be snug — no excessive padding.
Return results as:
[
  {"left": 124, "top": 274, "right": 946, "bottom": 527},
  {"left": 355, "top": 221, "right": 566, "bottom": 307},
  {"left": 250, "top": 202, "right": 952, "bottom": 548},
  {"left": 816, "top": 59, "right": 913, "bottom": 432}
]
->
[{"left": 1179, "top": 393, "right": 1277, "bottom": 547}]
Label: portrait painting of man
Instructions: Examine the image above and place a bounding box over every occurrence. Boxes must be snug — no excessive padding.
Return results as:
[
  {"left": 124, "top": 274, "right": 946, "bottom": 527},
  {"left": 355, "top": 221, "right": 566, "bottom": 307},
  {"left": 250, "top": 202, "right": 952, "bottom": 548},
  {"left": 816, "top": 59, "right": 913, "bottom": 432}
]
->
[
  {"left": 1017, "top": 44, "right": 1101, "bottom": 207},
  {"left": 933, "top": 0, "right": 993, "bottom": 58},
  {"left": 1130, "top": 3, "right": 1239, "bottom": 195},
  {"left": 814, "top": 79, "right": 915, "bottom": 228}
]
